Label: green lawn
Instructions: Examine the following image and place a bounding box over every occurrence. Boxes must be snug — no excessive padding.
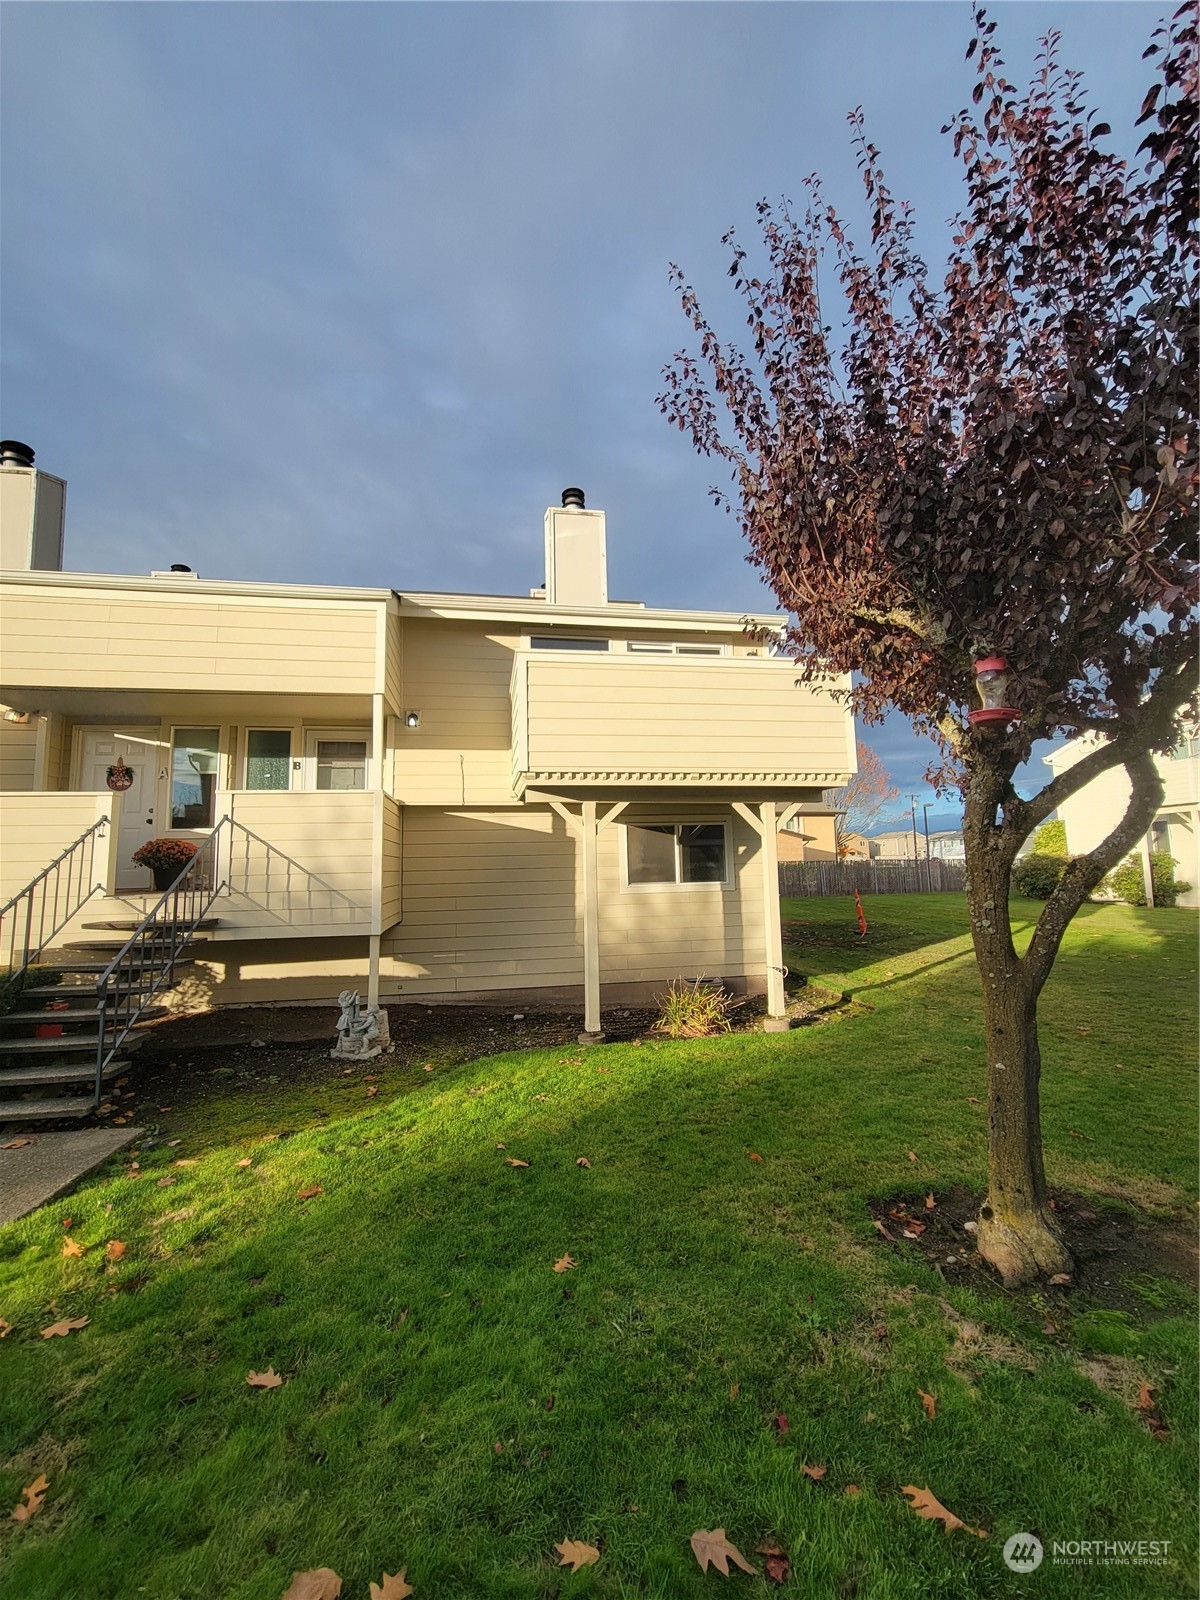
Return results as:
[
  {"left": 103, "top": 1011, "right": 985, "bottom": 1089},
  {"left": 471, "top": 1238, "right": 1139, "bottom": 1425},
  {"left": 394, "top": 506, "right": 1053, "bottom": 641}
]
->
[{"left": 1, "top": 896, "right": 1196, "bottom": 1598}]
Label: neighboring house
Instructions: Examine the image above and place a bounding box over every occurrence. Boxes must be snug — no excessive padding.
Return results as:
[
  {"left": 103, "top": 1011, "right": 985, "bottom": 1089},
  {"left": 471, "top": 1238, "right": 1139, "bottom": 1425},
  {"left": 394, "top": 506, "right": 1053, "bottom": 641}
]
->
[
  {"left": 869, "top": 825, "right": 963, "bottom": 862},
  {"left": 838, "top": 831, "right": 877, "bottom": 860},
  {"left": 1044, "top": 733, "right": 1199, "bottom": 908},
  {"left": 0, "top": 453, "right": 856, "bottom": 1035},
  {"left": 776, "top": 803, "right": 841, "bottom": 862}
]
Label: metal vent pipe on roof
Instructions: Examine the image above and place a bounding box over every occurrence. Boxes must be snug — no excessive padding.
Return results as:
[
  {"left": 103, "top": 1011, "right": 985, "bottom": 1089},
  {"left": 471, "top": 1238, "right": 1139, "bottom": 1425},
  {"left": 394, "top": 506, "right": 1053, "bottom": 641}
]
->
[
  {"left": 561, "top": 487, "right": 585, "bottom": 509},
  {"left": 0, "top": 441, "right": 35, "bottom": 468}
]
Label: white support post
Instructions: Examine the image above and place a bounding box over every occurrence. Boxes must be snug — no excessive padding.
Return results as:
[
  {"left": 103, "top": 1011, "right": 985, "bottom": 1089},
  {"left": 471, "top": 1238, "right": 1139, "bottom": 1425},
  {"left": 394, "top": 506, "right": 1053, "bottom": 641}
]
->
[
  {"left": 581, "top": 799, "right": 602, "bottom": 1036},
  {"left": 367, "top": 933, "right": 381, "bottom": 1010},
  {"left": 1139, "top": 831, "right": 1156, "bottom": 909},
  {"left": 759, "top": 800, "right": 786, "bottom": 1019}
]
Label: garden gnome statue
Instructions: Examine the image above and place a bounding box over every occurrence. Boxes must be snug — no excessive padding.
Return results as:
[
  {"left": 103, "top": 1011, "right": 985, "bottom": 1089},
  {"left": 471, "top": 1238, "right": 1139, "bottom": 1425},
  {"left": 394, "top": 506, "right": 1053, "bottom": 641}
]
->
[{"left": 331, "top": 989, "right": 390, "bottom": 1060}]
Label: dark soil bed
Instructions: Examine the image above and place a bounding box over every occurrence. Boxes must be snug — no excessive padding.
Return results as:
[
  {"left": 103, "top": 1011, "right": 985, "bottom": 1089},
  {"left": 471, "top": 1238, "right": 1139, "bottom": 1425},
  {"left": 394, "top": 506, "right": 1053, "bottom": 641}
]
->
[{"left": 868, "top": 1183, "right": 1198, "bottom": 1316}]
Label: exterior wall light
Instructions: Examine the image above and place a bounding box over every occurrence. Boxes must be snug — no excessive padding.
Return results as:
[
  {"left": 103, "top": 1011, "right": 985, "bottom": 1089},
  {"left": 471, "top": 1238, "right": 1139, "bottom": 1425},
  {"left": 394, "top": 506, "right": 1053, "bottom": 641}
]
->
[
  {"left": 3, "top": 709, "right": 33, "bottom": 724},
  {"left": 404, "top": 711, "right": 421, "bottom": 729},
  {"left": 967, "top": 655, "right": 1020, "bottom": 729}
]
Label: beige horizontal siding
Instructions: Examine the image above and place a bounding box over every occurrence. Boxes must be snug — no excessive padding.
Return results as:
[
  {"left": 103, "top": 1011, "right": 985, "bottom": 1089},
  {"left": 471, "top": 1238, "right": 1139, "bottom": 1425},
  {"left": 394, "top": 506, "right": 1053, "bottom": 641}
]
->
[
  {"left": 209, "top": 790, "right": 374, "bottom": 938},
  {"left": 392, "top": 622, "right": 519, "bottom": 805},
  {"left": 0, "top": 716, "right": 37, "bottom": 790},
  {"left": 381, "top": 797, "right": 403, "bottom": 930},
  {"left": 0, "top": 792, "right": 115, "bottom": 907},
  {"left": 1, "top": 587, "right": 380, "bottom": 696},
  {"left": 514, "top": 655, "right": 853, "bottom": 783}
]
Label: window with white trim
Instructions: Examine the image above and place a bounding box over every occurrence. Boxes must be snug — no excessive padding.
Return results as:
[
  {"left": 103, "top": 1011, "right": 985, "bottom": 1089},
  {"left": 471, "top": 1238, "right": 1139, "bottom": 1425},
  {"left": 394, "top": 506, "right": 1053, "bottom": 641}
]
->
[
  {"left": 626, "top": 641, "right": 726, "bottom": 656},
  {"left": 530, "top": 636, "right": 609, "bottom": 651},
  {"left": 624, "top": 822, "right": 730, "bottom": 887},
  {"left": 244, "top": 729, "right": 292, "bottom": 791}
]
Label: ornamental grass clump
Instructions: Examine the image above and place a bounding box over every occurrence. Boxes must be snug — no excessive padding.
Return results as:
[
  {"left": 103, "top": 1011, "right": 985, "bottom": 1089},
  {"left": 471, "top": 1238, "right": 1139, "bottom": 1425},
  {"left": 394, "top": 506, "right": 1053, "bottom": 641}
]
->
[{"left": 654, "top": 977, "right": 737, "bottom": 1038}]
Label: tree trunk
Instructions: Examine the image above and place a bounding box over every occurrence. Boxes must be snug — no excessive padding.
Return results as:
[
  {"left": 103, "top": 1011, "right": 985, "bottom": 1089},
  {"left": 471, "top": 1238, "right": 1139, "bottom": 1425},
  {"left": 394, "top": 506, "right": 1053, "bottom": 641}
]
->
[
  {"left": 963, "top": 781, "right": 1072, "bottom": 1287},
  {"left": 976, "top": 971, "right": 1072, "bottom": 1284}
]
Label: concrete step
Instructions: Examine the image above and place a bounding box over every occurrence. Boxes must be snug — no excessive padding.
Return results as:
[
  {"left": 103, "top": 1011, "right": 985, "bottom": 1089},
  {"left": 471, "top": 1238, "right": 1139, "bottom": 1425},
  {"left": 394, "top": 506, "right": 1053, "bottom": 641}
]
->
[
  {"left": 36, "top": 958, "right": 197, "bottom": 975},
  {"left": 0, "top": 1060, "right": 122, "bottom": 1087},
  {"left": 0, "top": 1034, "right": 145, "bottom": 1057},
  {"left": 0, "top": 1097, "right": 94, "bottom": 1122},
  {"left": 0, "top": 1004, "right": 168, "bottom": 1026},
  {"left": 63, "top": 938, "right": 210, "bottom": 952},
  {"left": 79, "top": 919, "right": 220, "bottom": 932}
]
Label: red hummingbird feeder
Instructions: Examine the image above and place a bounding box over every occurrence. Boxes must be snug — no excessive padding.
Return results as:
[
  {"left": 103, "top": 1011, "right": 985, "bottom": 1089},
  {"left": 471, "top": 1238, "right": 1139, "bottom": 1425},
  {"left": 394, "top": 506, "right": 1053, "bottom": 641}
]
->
[{"left": 967, "top": 655, "right": 1020, "bottom": 729}]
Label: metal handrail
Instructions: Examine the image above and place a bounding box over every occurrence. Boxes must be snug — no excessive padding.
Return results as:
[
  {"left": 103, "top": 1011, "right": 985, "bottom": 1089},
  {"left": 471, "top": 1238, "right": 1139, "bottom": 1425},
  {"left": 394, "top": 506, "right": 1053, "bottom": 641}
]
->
[
  {"left": 0, "top": 817, "right": 110, "bottom": 991},
  {"left": 225, "top": 818, "right": 364, "bottom": 921},
  {"left": 92, "top": 821, "right": 231, "bottom": 1106}
]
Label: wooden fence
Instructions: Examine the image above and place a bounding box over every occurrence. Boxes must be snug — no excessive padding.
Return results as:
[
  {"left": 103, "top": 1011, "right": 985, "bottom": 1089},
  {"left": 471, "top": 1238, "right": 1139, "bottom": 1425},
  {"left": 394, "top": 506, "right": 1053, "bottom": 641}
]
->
[{"left": 779, "top": 858, "right": 966, "bottom": 897}]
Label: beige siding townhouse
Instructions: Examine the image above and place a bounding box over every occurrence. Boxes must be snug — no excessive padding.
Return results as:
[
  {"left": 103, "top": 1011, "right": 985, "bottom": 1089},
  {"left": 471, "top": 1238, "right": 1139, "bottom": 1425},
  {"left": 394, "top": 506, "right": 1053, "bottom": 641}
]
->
[
  {"left": 1044, "top": 733, "right": 1199, "bottom": 908},
  {"left": 0, "top": 454, "right": 856, "bottom": 1055}
]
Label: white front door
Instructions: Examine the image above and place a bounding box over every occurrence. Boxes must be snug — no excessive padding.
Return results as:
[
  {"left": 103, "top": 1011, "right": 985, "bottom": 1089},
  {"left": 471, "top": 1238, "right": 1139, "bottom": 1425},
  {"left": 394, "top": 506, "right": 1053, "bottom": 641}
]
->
[{"left": 78, "top": 730, "right": 159, "bottom": 890}]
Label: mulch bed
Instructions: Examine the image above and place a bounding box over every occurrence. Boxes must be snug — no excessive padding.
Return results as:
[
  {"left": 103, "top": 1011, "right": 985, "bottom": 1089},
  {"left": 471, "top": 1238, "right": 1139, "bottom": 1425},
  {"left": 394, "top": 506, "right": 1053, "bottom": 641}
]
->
[{"left": 868, "top": 1184, "right": 1198, "bottom": 1314}]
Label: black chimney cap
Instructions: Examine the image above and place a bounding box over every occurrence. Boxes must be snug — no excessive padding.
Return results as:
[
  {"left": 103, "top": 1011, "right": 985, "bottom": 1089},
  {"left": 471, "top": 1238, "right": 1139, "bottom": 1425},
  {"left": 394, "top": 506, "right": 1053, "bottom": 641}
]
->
[
  {"left": 561, "top": 486, "right": 585, "bottom": 509},
  {"left": 170, "top": 564, "right": 193, "bottom": 573},
  {"left": 0, "top": 441, "right": 35, "bottom": 468}
]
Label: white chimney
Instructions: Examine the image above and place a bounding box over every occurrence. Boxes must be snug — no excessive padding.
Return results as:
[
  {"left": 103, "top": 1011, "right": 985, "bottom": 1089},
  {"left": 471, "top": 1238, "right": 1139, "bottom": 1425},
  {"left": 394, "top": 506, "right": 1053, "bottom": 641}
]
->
[
  {"left": 0, "top": 442, "right": 66, "bottom": 571},
  {"left": 544, "top": 487, "right": 607, "bottom": 607}
]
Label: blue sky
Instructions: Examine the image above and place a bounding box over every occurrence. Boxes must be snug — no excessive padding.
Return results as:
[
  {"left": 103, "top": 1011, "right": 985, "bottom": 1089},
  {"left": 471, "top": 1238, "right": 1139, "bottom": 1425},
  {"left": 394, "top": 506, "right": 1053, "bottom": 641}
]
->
[{"left": 1, "top": 2, "right": 1159, "bottom": 821}]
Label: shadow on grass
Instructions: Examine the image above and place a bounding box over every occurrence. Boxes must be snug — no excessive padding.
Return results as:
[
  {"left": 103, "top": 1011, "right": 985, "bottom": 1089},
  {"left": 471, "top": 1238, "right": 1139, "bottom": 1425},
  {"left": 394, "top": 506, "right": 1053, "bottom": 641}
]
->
[{"left": 1, "top": 1002, "right": 1197, "bottom": 1599}]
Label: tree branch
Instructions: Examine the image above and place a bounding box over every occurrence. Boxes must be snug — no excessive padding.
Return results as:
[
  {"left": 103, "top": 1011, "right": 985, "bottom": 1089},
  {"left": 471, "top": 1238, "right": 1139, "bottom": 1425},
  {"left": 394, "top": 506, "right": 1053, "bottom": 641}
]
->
[{"left": 1020, "top": 751, "right": 1164, "bottom": 1000}]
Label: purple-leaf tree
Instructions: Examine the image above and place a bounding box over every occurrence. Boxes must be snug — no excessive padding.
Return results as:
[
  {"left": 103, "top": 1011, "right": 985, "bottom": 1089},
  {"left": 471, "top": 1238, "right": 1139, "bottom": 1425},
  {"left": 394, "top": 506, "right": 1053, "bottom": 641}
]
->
[{"left": 659, "top": 5, "right": 1197, "bottom": 1285}]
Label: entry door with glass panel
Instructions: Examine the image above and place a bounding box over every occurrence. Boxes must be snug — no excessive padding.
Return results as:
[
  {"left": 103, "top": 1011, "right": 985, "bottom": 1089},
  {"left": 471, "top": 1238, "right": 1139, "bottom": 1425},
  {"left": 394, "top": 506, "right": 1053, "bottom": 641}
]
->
[
  {"left": 77, "top": 729, "right": 159, "bottom": 890},
  {"left": 304, "top": 731, "right": 369, "bottom": 791},
  {"left": 169, "top": 729, "right": 221, "bottom": 828}
]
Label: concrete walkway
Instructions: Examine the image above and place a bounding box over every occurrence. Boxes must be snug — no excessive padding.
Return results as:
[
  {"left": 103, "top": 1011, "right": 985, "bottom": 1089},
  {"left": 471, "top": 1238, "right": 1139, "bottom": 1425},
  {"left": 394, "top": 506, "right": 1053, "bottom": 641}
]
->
[{"left": 0, "top": 1127, "right": 142, "bottom": 1225}]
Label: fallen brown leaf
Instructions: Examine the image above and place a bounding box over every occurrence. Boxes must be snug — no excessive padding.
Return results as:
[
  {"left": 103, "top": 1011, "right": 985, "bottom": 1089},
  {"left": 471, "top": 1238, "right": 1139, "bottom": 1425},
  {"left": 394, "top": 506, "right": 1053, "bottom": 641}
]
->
[
  {"left": 41, "top": 1317, "right": 88, "bottom": 1339},
  {"left": 504, "top": 1157, "right": 530, "bottom": 1169},
  {"left": 167, "top": 1139, "right": 182, "bottom": 1147},
  {"left": 280, "top": 1571, "right": 343, "bottom": 1600},
  {"left": 493, "top": 1439, "right": 504, "bottom": 1455},
  {"left": 925, "top": 1192, "right": 936, "bottom": 1210},
  {"left": 918, "top": 1389, "right": 937, "bottom": 1420},
  {"left": 0, "top": 1319, "right": 11, "bottom": 1338},
  {"left": 61, "top": 1237, "right": 85, "bottom": 1258},
  {"left": 297, "top": 1184, "right": 324, "bottom": 1200},
  {"left": 369, "top": 1573, "right": 413, "bottom": 1600},
  {"left": 906, "top": 1151, "right": 918, "bottom": 1163},
  {"left": 1138, "top": 1382, "right": 1170, "bottom": 1440},
  {"left": 690, "top": 1528, "right": 757, "bottom": 1576},
  {"left": 575, "top": 1156, "right": 591, "bottom": 1168},
  {"left": 247, "top": 1368, "right": 284, "bottom": 1389},
  {"left": 1, "top": 1137, "right": 34, "bottom": 1149},
  {"left": 366, "top": 1086, "right": 379, "bottom": 1097},
  {"left": 554, "top": 1538, "right": 600, "bottom": 1573},
  {"left": 10, "top": 1473, "right": 48, "bottom": 1523},
  {"left": 757, "top": 1542, "right": 790, "bottom": 1585},
  {"left": 60, "top": 1217, "right": 72, "bottom": 1228},
  {"left": 235, "top": 1158, "right": 252, "bottom": 1168},
  {"left": 902, "top": 1485, "right": 987, "bottom": 1537},
  {"left": 873, "top": 1219, "right": 894, "bottom": 1241},
  {"left": 800, "top": 1463, "right": 826, "bottom": 1480},
  {"left": 748, "top": 1151, "right": 764, "bottom": 1162},
  {"left": 771, "top": 1413, "right": 789, "bottom": 1435},
  {"left": 966, "top": 1096, "right": 981, "bottom": 1105},
  {"left": 156, "top": 1176, "right": 176, "bottom": 1188},
  {"left": 902, "top": 1221, "right": 927, "bottom": 1238},
  {"left": 174, "top": 1158, "right": 199, "bottom": 1167},
  {"left": 1048, "top": 1273, "right": 1072, "bottom": 1286},
  {"left": 553, "top": 1253, "right": 576, "bottom": 1273},
  {"left": 105, "top": 1240, "right": 126, "bottom": 1262},
  {"left": 729, "top": 1382, "right": 740, "bottom": 1399},
  {"left": 844, "top": 1484, "right": 862, "bottom": 1496}
]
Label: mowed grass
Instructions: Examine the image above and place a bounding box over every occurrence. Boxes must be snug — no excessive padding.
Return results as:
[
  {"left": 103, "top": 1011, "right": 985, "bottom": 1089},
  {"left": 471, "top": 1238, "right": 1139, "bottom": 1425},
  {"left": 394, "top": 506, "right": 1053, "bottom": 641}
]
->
[{"left": 0, "top": 896, "right": 1195, "bottom": 1599}]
